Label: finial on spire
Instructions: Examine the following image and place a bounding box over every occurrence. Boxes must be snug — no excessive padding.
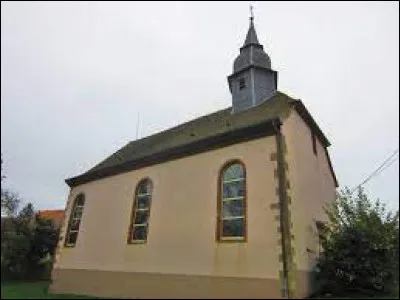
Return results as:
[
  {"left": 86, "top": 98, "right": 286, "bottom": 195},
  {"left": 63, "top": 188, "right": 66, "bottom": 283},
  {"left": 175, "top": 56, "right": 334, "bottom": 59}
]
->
[
  {"left": 250, "top": 4, "right": 254, "bottom": 21},
  {"left": 243, "top": 3, "right": 260, "bottom": 47}
]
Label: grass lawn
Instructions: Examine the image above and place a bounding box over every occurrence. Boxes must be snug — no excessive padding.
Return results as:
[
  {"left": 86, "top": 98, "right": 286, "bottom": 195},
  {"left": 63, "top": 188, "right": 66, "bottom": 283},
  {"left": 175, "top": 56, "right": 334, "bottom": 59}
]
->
[
  {"left": 311, "top": 287, "right": 399, "bottom": 299},
  {"left": 316, "top": 295, "right": 399, "bottom": 299},
  {"left": 2, "top": 280, "right": 398, "bottom": 299},
  {"left": 315, "top": 295, "right": 399, "bottom": 299},
  {"left": 1, "top": 281, "right": 100, "bottom": 299}
]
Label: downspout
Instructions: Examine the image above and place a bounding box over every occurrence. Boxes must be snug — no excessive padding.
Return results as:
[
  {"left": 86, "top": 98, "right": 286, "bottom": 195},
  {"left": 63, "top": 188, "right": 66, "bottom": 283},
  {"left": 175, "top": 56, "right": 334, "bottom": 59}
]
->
[{"left": 273, "top": 119, "right": 292, "bottom": 299}]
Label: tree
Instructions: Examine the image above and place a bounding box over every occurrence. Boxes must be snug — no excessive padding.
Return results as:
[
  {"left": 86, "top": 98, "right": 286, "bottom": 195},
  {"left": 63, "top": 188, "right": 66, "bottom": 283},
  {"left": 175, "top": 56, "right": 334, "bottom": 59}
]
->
[
  {"left": 1, "top": 156, "right": 20, "bottom": 217},
  {"left": 316, "top": 187, "right": 399, "bottom": 296},
  {"left": 1, "top": 202, "right": 59, "bottom": 280},
  {"left": 1, "top": 202, "right": 36, "bottom": 279},
  {"left": 29, "top": 215, "right": 59, "bottom": 264},
  {"left": 1, "top": 157, "right": 59, "bottom": 280},
  {"left": 1, "top": 189, "right": 21, "bottom": 217}
]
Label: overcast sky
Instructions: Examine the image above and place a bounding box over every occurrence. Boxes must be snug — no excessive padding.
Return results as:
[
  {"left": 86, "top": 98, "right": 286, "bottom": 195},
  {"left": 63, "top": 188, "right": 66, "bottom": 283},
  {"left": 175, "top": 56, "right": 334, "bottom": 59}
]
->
[{"left": 1, "top": 1, "right": 399, "bottom": 212}]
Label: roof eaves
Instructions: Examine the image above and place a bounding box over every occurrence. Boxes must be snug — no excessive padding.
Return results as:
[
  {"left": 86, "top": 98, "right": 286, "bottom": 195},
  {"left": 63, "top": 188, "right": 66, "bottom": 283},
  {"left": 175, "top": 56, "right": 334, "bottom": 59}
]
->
[
  {"left": 289, "top": 99, "right": 338, "bottom": 187},
  {"left": 66, "top": 118, "right": 281, "bottom": 188},
  {"left": 324, "top": 147, "right": 339, "bottom": 188},
  {"left": 291, "top": 100, "right": 331, "bottom": 147}
]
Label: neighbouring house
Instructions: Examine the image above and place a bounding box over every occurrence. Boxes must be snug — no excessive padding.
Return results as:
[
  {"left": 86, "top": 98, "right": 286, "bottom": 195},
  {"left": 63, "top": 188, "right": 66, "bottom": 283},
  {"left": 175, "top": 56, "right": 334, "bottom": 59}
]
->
[
  {"left": 36, "top": 209, "right": 65, "bottom": 273},
  {"left": 38, "top": 209, "right": 65, "bottom": 229},
  {"left": 50, "top": 15, "right": 338, "bottom": 299},
  {"left": 1, "top": 209, "right": 64, "bottom": 233}
]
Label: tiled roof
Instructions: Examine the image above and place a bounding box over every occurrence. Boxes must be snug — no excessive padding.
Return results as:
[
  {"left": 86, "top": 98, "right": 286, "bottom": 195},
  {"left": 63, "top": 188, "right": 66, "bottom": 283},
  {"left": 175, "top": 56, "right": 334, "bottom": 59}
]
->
[{"left": 38, "top": 209, "right": 65, "bottom": 227}]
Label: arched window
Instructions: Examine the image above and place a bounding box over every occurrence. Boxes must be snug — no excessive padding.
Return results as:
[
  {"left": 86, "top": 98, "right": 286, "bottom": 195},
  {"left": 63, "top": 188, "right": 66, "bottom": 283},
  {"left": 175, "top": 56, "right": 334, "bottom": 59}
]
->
[
  {"left": 217, "top": 161, "right": 247, "bottom": 241},
  {"left": 128, "top": 179, "right": 153, "bottom": 243},
  {"left": 65, "top": 194, "right": 85, "bottom": 247}
]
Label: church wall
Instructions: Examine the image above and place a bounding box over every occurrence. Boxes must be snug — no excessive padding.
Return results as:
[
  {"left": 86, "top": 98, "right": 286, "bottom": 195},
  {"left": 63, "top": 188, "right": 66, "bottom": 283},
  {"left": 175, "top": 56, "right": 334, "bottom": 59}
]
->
[
  {"left": 51, "top": 136, "right": 285, "bottom": 298},
  {"left": 51, "top": 269, "right": 282, "bottom": 299},
  {"left": 282, "top": 109, "right": 337, "bottom": 297}
]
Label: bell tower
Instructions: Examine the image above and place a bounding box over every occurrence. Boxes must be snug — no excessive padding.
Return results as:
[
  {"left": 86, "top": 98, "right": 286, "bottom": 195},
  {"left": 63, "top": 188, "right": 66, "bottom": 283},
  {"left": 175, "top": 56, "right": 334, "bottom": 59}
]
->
[{"left": 228, "top": 10, "right": 278, "bottom": 113}]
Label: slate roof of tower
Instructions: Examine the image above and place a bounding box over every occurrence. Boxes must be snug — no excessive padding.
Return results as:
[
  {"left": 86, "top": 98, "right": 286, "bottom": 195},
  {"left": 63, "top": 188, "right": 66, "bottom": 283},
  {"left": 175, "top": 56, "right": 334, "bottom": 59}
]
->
[
  {"left": 233, "top": 19, "right": 272, "bottom": 73},
  {"left": 66, "top": 92, "right": 335, "bottom": 187},
  {"left": 243, "top": 18, "right": 260, "bottom": 46}
]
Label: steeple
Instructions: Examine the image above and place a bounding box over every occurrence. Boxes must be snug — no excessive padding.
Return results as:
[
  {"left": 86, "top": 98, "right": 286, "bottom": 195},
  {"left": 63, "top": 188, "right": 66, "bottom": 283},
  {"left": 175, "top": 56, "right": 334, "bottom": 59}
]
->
[
  {"left": 243, "top": 17, "right": 260, "bottom": 47},
  {"left": 227, "top": 11, "right": 278, "bottom": 113}
]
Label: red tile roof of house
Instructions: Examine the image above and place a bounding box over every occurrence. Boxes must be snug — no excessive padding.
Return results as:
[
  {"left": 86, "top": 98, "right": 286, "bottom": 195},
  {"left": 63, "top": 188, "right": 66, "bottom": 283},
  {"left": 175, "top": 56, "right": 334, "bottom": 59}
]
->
[{"left": 38, "top": 209, "right": 65, "bottom": 227}]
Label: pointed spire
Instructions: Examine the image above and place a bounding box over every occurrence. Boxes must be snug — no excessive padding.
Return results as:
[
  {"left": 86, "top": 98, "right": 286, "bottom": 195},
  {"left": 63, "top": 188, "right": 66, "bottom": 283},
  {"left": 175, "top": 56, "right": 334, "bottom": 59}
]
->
[
  {"left": 233, "top": 4, "right": 271, "bottom": 72},
  {"left": 243, "top": 5, "right": 260, "bottom": 47}
]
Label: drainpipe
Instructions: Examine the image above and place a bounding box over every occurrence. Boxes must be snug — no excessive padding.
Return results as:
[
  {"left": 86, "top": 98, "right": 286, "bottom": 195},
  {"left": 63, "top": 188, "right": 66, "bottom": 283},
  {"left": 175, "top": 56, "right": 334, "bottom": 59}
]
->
[{"left": 273, "top": 119, "right": 292, "bottom": 299}]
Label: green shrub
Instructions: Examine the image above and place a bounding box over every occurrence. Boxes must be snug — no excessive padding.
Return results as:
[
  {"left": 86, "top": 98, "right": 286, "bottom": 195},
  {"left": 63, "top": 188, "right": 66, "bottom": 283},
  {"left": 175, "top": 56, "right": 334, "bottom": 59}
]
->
[{"left": 316, "top": 187, "right": 399, "bottom": 296}]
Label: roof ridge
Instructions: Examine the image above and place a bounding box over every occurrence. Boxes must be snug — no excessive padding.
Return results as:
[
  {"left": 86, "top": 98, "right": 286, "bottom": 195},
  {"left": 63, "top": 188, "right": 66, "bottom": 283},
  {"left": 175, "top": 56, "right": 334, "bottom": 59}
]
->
[
  {"left": 85, "top": 105, "right": 232, "bottom": 173},
  {"left": 123, "top": 92, "right": 292, "bottom": 149},
  {"left": 126, "top": 105, "right": 232, "bottom": 147}
]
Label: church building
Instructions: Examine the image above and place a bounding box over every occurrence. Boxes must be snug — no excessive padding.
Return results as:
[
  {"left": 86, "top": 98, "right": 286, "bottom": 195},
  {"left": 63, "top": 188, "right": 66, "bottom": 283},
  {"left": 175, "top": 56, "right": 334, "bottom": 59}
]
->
[{"left": 50, "top": 14, "right": 338, "bottom": 299}]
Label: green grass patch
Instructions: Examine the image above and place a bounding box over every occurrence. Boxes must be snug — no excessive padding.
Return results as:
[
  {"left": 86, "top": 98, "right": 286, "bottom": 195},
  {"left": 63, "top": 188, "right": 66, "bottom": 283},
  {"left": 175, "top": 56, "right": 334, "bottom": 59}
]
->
[
  {"left": 2, "top": 280, "right": 398, "bottom": 299},
  {"left": 311, "top": 288, "right": 399, "bottom": 299},
  {"left": 1, "top": 281, "right": 100, "bottom": 299}
]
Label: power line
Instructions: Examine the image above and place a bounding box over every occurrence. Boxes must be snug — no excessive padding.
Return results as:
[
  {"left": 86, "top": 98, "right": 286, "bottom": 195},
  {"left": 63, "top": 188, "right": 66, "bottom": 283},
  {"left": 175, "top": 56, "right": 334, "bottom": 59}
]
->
[
  {"left": 350, "top": 148, "right": 399, "bottom": 194},
  {"left": 351, "top": 149, "right": 398, "bottom": 193},
  {"left": 373, "top": 155, "right": 398, "bottom": 177}
]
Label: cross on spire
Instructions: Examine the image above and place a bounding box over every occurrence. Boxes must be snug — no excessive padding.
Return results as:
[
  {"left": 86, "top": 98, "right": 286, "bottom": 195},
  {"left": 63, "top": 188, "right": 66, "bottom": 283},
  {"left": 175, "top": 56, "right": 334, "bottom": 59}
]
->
[
  {"left": 243, "top": 4, "right": 260, "bottom": 47},
  {"left": 250, "top": 4, "right": 254, "bottom": 21}
]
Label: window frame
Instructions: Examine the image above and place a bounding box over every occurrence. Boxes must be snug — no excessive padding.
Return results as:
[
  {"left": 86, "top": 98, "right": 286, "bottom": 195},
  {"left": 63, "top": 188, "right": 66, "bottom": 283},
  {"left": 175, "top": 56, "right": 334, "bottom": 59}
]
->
[
  {"left": 311, "top": 132, "right": 317, "bottom": 156},
  {"left": 216, "top": 160, "right": 247, "bottom": 243},
  {"left": 64, "top": 193, "right": 85, "bottom": 248},
  {"left": 127, "top": 178, "right": 153, "bottom": 244},
  {"left": 239, "top": 77, "right": 246, "bottom": 90}
]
